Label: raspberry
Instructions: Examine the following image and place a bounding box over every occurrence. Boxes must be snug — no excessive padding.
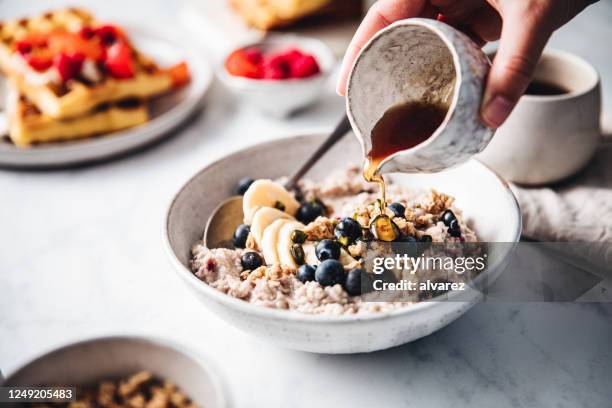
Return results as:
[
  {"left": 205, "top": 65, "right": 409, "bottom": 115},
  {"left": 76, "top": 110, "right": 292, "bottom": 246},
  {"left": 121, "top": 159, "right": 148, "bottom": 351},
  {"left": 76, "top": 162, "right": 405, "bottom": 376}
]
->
[
  {"left": 95, "top": 25, "right": 121, "bottom": 45},
  {"left": 15, "top": 41, "right": 32, "bottom": 55},
  {"left": 79, "top": 26, "right": 96, "bottom": 39},
  {"left": 262, "top": 64, "right": 287, "bottom": 79},
  {"left": 289, "top": 54, "right": 320, "bottom": 78},
  {"left": 243, "top": 47, "right": 263, "bottom": 65},
  {"left": 262, "top": 54, "right": 289, "bottom": 79},
  {"left": 278, "top": 48, "right": 303, "bottom": 63}
]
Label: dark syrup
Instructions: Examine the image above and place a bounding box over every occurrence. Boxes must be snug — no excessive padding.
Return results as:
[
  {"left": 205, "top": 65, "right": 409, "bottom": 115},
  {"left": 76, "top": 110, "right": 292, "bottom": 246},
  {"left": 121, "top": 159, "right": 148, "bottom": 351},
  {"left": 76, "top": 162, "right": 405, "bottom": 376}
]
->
[
  {"left": 364, "top": 101, "right": 448, "bottom": 211},
  {"left": 525, "top": 80, "right": 569, "bottom": 96}
]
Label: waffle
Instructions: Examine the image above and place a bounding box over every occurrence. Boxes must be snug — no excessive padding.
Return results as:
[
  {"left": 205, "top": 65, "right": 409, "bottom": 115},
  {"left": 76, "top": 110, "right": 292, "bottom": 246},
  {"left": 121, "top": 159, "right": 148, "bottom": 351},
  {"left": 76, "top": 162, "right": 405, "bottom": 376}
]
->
[
  {"left": 228, "top": 0, "right": 332, "bottom": 30},
  {"left": 6, "top": 84, "right": 148, "bottom": 146},
  {"left": 0, "top": 8, "right": 187, "bottom": 120}
]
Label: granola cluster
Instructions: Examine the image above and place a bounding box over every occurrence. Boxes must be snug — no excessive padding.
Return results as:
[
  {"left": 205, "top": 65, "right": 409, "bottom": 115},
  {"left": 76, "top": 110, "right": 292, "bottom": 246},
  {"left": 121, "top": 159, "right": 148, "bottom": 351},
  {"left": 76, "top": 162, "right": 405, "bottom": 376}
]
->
[{"left": 34, "top": 371, "right": 196, "bottom": 408}]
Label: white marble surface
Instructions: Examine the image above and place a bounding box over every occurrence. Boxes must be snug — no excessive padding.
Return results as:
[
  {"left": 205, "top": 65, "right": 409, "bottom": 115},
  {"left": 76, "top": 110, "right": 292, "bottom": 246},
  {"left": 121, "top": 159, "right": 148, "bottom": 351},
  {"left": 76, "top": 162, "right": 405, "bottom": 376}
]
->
[{"left": 1, "top": 0, "right": 611, "bottom": 407}]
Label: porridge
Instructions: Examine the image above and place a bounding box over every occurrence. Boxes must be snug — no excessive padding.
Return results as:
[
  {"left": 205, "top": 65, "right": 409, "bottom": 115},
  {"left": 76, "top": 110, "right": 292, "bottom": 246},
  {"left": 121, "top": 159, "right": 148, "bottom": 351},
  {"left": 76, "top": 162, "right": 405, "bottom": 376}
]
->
[{"left": 191, "top": 166, "right": 479, "bottom": 315}]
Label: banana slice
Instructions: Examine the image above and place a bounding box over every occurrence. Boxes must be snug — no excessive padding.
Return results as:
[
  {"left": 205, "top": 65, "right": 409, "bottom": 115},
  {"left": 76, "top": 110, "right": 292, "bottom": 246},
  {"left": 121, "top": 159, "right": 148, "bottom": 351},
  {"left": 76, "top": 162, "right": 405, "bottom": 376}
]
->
[
  {"left": 261, "top": 218, "right": 289, "bottom": 265},
  {"left": 243, "top": 179, "right": 300, "bottom": 224},
  {"left": 302, "top": 242, "right": 357, "bottom": 267},
  {"left": 303, "top": 242, "right": 319, "bottom": 265},
  {"left": 277, "top": 221, "right": 306, "bottom": 269},
  {"left": 251, "top": 207, "right": 294, "bottom": 248}
]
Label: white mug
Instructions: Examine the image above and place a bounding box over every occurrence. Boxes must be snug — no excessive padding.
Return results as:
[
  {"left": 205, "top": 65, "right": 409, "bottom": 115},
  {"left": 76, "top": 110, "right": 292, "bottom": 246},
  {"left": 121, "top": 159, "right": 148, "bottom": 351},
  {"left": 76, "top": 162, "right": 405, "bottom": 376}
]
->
[{"left": 478, "top": 49, "right": 610, "bottom": 185}]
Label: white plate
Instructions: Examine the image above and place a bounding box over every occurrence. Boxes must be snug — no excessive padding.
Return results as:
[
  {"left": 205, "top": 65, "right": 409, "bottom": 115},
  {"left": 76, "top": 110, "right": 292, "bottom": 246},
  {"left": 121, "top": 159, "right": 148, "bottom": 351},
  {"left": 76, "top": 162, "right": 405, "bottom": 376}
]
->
[{"left": 0, "top": 25, "right": 212, "bottom": 169}]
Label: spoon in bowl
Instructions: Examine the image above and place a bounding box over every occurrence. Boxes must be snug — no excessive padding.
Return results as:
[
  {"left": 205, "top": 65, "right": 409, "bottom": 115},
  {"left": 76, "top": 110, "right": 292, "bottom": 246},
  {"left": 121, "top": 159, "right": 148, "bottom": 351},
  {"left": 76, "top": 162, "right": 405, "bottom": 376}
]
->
[{"left": 204, "top": 115, "right": 352, "bottom": 249}]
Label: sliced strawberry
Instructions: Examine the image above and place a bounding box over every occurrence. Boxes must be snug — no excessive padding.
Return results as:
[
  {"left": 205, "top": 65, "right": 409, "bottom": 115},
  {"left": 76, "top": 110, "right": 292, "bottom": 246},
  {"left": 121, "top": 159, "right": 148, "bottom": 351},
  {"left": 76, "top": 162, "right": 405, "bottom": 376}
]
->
[
  {"left": 24, "top": 52, "right": 53, "bottom": 71},
  {"left": 105, "top": 41, "right": 135, "bottom": 79},
  {"left": 53, "top": 53, "right": 85, "bottom": 82},
  {"left": 54, "top": 52, "right": 84, "bottom": 82},
  {"left": 166, "top": 61, "right": 190, "bottom": 87},
  {"left": 47, "top": 31, "right": 103, "bottom": 61},
  {"left": 225, "top": 49, "right": 262, "bottom": 79},
  {"left": 289, "top": 54, "right": 320, "bottom": 78},
  {"left": 17, "top": 32, "right": 49, "bottom": 48}
]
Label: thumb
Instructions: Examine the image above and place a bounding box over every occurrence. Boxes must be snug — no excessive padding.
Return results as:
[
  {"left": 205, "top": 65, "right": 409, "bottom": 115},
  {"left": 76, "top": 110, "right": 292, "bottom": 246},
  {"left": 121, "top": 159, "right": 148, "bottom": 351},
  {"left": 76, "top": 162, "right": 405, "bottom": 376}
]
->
[{"left": 481, "top": 5, "right": 553, "bottom": 128}]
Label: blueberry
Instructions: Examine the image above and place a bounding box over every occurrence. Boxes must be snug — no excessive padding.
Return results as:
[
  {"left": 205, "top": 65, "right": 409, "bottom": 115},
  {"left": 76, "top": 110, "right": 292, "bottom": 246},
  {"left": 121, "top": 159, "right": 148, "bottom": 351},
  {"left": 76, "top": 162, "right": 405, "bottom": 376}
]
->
[
  {"left": 448, "top": 219, "right": 461, "bottom": 237},
  {"left": 241, "top": 251, "right": 263, "bottom": 270},
  {"left": 399, "top": 235, "right": 417, "bottom": 242},
  {"left": 335, "top": 217, "right": 362, "bottom": 243},
  {"left": 419, "top": 234, "right": 433, "bottom": 242},
  {"left": 232, "top": 224, "right": 250, "bottom": 248},
  {"left": 315, "top": 259, "right": 345, "bottom": 287},
  {"left": 297, "top": 264, "right": 316, "bottom": 283},
  {"left": 315, "top": 239, "right": 341, "bottom": 261},
  {"left": 344, "top": 268, "right": 364, "bottom": 296},
  {"left": 441, "top": 209, "right": 457, "bottom": 226},
  {"left": 236, "top": 177, "right": 255, "bottom": 195},
  {"left": 296, "top": 199, "right": 325, "bottom": 224},
  {"left": 388, "top": 202, "right": 406, "bottom": 218},
  {"left": 392, "top": 235, "right": 418, "bottom": 257}
]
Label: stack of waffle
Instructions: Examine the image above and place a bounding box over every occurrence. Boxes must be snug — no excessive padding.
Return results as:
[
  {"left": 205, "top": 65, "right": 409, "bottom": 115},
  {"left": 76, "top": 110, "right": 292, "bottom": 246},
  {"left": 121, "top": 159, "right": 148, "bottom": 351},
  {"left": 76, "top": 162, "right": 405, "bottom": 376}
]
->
[{"left": 0, "top": 8, "right": 189, "bottom": 146}]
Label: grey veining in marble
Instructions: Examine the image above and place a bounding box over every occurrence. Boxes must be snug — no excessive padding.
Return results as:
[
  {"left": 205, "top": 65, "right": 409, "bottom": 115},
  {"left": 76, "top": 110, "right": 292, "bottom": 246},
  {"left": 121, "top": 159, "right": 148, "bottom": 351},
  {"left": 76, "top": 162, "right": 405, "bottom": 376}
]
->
[{"left": 1, "top": 0, "right": 612, "bottom": 407}]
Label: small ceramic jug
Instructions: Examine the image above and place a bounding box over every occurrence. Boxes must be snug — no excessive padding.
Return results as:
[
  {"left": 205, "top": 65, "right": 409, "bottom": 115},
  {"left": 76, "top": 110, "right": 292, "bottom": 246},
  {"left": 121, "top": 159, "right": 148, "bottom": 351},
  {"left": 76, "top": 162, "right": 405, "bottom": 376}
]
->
[{"left": 346, "top": 18, "right": 494, "bottom": 174}]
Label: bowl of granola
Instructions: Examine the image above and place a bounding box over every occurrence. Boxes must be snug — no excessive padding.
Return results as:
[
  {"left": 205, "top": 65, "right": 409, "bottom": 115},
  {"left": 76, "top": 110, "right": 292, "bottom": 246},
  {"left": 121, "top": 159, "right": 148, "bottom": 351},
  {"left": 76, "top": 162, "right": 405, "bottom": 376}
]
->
[
  {"left": 1, "top": 336, "right": 230, "bottom": 407},
  {"left": 163, "top": 132, "right": 521, "bottom": 353}
]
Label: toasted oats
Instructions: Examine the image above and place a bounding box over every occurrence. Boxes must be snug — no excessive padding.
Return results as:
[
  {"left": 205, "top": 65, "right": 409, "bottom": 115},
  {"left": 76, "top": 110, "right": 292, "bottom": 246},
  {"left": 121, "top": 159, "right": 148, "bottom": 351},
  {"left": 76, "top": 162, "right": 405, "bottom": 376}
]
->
[
  {"left": 303, "top": 216, "right": 334, "bottom": 241},
  {"left": 348, "top": 240, "right": 366, "bottom": 258}
]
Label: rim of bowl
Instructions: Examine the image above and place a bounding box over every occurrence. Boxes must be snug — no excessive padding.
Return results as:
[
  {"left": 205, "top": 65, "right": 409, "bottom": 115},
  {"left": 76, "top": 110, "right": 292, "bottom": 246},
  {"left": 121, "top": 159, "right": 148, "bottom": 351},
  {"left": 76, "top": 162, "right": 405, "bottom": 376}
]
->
[
  {"left": 2, "top": 335, "right": 231, "bottom": 407},
  {"left": 346, "top": 18, "right": 468, "bottom": 169},
  {"left": 216, "top": 35, "right": 335, "bottom": 88},
  {"left": 162, "top": 132, "right": 522, "bottom": 324}
]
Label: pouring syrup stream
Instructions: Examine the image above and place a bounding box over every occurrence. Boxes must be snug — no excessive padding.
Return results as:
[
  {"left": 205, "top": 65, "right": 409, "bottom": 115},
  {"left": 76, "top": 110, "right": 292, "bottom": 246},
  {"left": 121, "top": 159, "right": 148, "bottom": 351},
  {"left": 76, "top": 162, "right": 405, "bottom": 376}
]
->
[{"left": 364, "top": 100, "right": 448, "bottom": 239}]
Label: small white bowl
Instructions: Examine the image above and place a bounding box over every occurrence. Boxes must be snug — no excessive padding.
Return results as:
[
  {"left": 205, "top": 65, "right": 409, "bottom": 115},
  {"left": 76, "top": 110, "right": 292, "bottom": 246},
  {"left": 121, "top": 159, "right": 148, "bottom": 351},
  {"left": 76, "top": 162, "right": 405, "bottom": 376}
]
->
[
  {"left": 163, "top": 132, "right": 521, "bottom": 354},
  {"left": 1, "top": 336, "right": 231, "bottom": 407},
  {"left": 216, "top": 35, "right": 335, "bottom": 117}
]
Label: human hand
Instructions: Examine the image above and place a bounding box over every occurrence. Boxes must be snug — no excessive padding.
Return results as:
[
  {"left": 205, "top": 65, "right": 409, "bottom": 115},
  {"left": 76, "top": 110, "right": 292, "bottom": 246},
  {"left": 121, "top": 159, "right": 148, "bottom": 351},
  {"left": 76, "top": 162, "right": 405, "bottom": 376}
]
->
[{"left": 337, "top": 0, "right": 596, "bottom": 128}]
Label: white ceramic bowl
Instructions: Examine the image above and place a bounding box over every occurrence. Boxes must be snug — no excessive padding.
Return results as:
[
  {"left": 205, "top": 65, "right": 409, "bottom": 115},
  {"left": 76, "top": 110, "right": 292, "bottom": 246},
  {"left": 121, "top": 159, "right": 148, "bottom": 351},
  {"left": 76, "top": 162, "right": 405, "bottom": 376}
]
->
[
  {"left": 216, "top": 35, "right": 335, "bottom": 117},
  {"left": 163, "top": 133, "right": 521, "bottom": 354},
  {"left": 1, "top": 336, "right": 231, "bottom": 407}
]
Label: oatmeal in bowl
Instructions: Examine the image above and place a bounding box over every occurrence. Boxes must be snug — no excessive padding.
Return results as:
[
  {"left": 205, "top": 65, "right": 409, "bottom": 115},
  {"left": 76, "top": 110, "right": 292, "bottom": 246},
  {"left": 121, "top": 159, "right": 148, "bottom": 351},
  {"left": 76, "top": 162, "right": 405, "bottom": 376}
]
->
[
  {"left": 191, "top": 166, "right": 480, "bottom": 316},
  {"left": 164, "top": 134, "right": 521, "bottom": 353}
]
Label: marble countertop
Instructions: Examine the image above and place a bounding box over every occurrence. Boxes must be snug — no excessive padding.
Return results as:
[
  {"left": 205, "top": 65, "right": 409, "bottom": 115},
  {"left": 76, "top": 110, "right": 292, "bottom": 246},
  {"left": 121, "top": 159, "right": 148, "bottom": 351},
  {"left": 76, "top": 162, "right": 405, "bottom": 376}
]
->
[{"left": 1, "top": 1, "right": 611, "bottom": 407}]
